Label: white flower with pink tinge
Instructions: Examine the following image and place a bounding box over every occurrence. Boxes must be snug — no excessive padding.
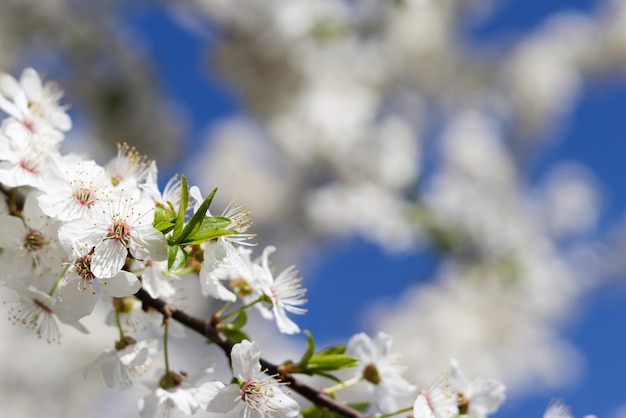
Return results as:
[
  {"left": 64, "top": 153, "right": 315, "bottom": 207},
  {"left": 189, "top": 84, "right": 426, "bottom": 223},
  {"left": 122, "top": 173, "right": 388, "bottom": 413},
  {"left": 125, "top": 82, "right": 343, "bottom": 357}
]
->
[
  {"left": 196, "top": 340, "right": 300, "bottom": 418},
  {"left": 6, "top": 283, "right": 88, "bottom": 343},
  {"left": 255, "top": 246, "right": 307, "bottom": 335},
  {"left": 413, "top": 373, "right": 459, "bottom": 418},
  {"left": 0, "top": 192, "right": 66, "bottom": 282},
  {"left": 346, "top": 332, "right": 416, "bottom": 414},
  {"left": 0, "top": 67, "right": 72, "bottom": 136},
  {"left": 0, "top": 130, "right": 59, "bottom": 189},
  {"left": 449, "top": 358, "right": 505, "bottom": 418},
  {"left": 37, "top": 157, "right": 113, "bottom": 221},
  {"left": 59, "top": 194, "right": 168, "bottom": 279}
]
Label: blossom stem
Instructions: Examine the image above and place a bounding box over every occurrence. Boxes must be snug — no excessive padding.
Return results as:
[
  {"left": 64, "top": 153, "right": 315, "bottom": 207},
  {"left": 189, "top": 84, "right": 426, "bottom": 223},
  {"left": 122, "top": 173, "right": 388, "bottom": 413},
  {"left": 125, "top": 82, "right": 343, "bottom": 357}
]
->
[
  {"left": 115, "top": 307, "right": 125, "bottom": 342},
  {"left": 374, "top": 406, "right": 414, "bottom": 418},
  {"left": 172, "top": 266, "right": 196, "bottom": 275},
  {"left": 217, "top": 296, "right": 263, "bottom": 322},
  {"left": 48, "top": 264, "right": 70, "bottom": 297},
  {"left": 163, "top": 320, "right": 171, "bottom": 375},
  {"left": 323, "top": 376, "right": 364, "bottom": 395},
  {"left": 214, "top": 301, "right": 232, "bottom": 319}
]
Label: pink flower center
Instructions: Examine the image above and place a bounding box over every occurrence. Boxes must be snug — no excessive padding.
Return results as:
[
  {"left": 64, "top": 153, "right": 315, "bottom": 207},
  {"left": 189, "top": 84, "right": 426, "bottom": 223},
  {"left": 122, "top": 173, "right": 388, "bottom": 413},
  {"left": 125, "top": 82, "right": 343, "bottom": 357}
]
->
[
  {"left": 109, "top": 219, "right": 131, "bottom": 245},
  {"left": 242, "top": 379, "right": 263, "bottom": 401},
  {"left": 19, "top": 156, "right": 40, "bottom": 175},
  {"left": 22, "top": 118, "right": 36, "bottom": 134},
  {"left": 73, "top": 187, "right": 97, "bottom": 207}
]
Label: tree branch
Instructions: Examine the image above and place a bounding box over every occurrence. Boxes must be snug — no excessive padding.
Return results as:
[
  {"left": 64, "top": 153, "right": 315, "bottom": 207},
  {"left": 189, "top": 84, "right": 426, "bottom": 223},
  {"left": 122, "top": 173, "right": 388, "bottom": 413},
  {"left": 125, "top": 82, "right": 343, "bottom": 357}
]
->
[{"left": 134, "top": 288, "right": 368, "bottom": 418}]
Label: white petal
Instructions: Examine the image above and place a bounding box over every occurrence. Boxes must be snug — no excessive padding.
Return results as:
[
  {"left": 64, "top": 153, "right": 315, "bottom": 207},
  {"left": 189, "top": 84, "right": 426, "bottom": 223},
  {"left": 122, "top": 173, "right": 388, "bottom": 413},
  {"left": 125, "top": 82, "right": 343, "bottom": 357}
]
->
[
  {"left": 0, "top": 215, "right": 25, "bottom": 247},
  {"left": 20, "top": 68, "right": 43, "bottom": 99},
  {"left": 199, "top": 262, "right": 237, "bottom": 302},
  {"left": 169, "top": 387, "right": 200, "bottom": 415},
  {"left": 346, "top": 333, "right": 376, "bottom": 364},
  {"left": 92, "top": 240, "right": 127, "bottom": 279},
  {"left": 231, "top": 340, "right": 261, "bottom": 378},
  {"left": 198, "top": 383, "right": 241, "bottom": 413},
  {"left": 99, "top": 353, "right": 120, "bottom": 388},
  {"left": 100, "top": 270, "right": 141, "bottom": 297},
  {"left": 274, "top": 305, "right": 300, "bottom": 335},
  {"left": 57, "top": 274, "right": 99, "bottom": 319},
  {"left": 267, "top": 390, "right": 300, "bottom": 418},
  {"left": 130, "top": 227, "right": 167, "bottom": 261},
  {"left": 413, "top": 394, "right": 435, "bottom": 418},
  {"left": 50, "top": 108, "right": 72, "bottom": 131},
  {"left": 138, "top": 391, "right": 160, "bottom": 418},
  {"left": 58, "top": 218, "right": 103, "bottom": 250}
]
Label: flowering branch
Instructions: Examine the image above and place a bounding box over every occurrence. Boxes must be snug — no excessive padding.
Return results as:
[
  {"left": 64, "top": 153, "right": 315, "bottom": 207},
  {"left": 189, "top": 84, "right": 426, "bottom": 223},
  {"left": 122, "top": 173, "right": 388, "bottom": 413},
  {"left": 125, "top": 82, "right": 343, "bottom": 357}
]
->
[{"left": 133, "top": 287, "right": 368, "bottom": 418}]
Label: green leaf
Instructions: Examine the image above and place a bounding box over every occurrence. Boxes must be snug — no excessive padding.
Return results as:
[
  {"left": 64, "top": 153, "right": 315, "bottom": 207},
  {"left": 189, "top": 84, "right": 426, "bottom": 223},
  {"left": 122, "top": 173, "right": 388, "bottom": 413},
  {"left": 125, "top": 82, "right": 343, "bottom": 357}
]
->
[
  {"left": 229, "top": 310, "right": 247, "bottom": 330},
  {"left": 311, "top": 371, "right": 344, "bottom": 384},
  {"left": 179, "top": 216, "right": 235, "bottom": 245},
  {"left": 221, "top": 327, "right": 250, "bottom": 344},
  {"left": 168, "top": 245, "right": 187, "bottom": 271},
  {"left": 302, "top": 405, "right": 340, "bottom": 418},
  {"left": 316, "top": 345, "right": 346, "bottom": 356},
  {"left": 176, "top": 187, "right": 218, "bottom": 243},
  {"left": 154, "top": 205, "right": 173, "bottom": 227},
  {"left": 301, "top": 401, "right": 370, "bottom": 418},
  {"left": 304, "top": 353, "right": 358, "bottom": 373},
  {"left": 347, "top": 403, "right": 370, "bottom": 413},
  {"left": 299, "top": 330, "right": 316, "bottom": 366},
  {"left": 156, "top": 221, "right": 175, "bottom": 235},
  {"left": 172, "top": 175, "right": 189, "bottom": 241}
]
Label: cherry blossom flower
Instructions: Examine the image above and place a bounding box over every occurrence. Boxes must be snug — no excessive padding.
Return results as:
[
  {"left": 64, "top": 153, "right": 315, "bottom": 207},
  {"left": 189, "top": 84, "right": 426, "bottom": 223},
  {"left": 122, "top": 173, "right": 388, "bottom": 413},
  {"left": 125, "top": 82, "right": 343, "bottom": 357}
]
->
[
  {"left": 0, "top": 192, "right": 67, "bottom": 282},
  {"left": 138, "top": 364, "right": 214, "bottom": 418},
  {"left": 346, "top": 332, "right": 416, "bottom": 414},
  {"left": 58, "top": 194, "right": 167, "bottom": 279},
  {"left": 413, "top": 373, "right": 459, "bottom": 418},
  {"left": 84, "top": 338, "right": 159, "bottom": 388},
  {"left": 543, "top": 400, "right": 573, "bottom": 418},
  {"left": 37, "top": 157, "right": 113, "bottom": 221},
  {"left": 449, "top": 358, "right": 505, "bottom": 418},
  {"left": 106, "top": 142, "right": 152, "bottom": 187},
  {"left": 191, "top": 186, "right": 256, "bottom": 301},
  {"left": 141, "top": 162, "right": 184, "bottom": 215},
  {"left": 200, "top": 239, "right": 247, "bottom": 301},
  {"left": 256, "top": 246, "right": 307, "bottom": 335},
  {"left": 196, "top": 340, "right": 299, "bottom": 418},
  {"left": 138, "top": 379, "right": 200, "bottom": 418},
  {"left": 6, "top": 283, "right": 88, "bottom": 343},
  {"left": 0, "top": 67, "right": 72, "bottom": 135},
  {"left": 57, "top": 244, "right": 142, "bottom": 320},
  {"left": 0, "top": 129, "right": 59, "bottom": 189},
  {"left": 133, "top": 259, "right": 177, "bottom": 299}
]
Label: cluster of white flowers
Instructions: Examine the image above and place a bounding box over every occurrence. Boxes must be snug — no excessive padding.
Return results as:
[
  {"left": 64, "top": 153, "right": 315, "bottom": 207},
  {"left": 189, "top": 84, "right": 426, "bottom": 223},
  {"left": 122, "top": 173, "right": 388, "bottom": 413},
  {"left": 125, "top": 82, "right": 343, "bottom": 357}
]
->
[
  {"left": 0, "top": 68, "right": 309, "bottom": 417},
  {"left": 0, "top": 67, "right": 592, "bottom": 418}
]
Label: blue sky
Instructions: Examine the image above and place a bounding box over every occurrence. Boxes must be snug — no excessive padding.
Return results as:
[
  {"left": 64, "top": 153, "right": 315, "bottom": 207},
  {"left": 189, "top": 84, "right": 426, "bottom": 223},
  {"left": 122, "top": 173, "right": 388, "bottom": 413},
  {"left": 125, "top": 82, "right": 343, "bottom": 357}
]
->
[{"left": 120, "top": 2, "right": 625, "bottom": 418}]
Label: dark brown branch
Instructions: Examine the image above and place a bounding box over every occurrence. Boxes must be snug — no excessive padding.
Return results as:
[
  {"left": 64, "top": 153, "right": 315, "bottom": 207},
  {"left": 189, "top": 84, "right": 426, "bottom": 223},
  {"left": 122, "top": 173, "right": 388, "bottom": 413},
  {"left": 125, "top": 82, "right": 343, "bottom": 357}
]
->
[{"left": 134, "top": 288, "right": 368, "bottom": 418}]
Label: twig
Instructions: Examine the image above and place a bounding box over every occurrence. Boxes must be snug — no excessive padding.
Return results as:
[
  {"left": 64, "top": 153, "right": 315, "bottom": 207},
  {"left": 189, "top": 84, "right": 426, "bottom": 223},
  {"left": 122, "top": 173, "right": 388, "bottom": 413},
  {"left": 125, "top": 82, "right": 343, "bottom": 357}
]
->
[{"left": 134, "top": 288, "right": 368, "bottom": 418}]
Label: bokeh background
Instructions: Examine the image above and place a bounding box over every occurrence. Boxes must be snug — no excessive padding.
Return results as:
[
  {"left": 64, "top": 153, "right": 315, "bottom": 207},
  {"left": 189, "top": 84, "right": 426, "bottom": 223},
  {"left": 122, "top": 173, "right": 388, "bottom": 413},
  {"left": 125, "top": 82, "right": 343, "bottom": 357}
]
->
[{"left": 1, "top": 0, "right": 626, "bottom": 417}]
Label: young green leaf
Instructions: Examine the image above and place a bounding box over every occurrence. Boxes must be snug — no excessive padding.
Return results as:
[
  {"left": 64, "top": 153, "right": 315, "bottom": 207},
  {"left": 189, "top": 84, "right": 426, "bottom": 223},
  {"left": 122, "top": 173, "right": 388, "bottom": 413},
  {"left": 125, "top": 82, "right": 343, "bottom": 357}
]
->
[
  {"left": 229, "top": 310, "right": 248, "bottom": 330},
  {"left": 176, "top": 187, "right": 218, "bottom": 243},
  {"left": 179, "top": 216, "right": 235, "bottom": 245},
  {"left": 168, "top": 245, "right": 187, "bottom": 271},
  {"left": 172, "top": 175, "right": 189, "bottom": 241},
  {"left": 220, "top": 327, "right": 250, "bottom": 344},
  {"left": 304, "top": 353, "right": 358, "bottom": 373},
  {"left": 299, "top": 330, "right": 316, "bottom": 366}
]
